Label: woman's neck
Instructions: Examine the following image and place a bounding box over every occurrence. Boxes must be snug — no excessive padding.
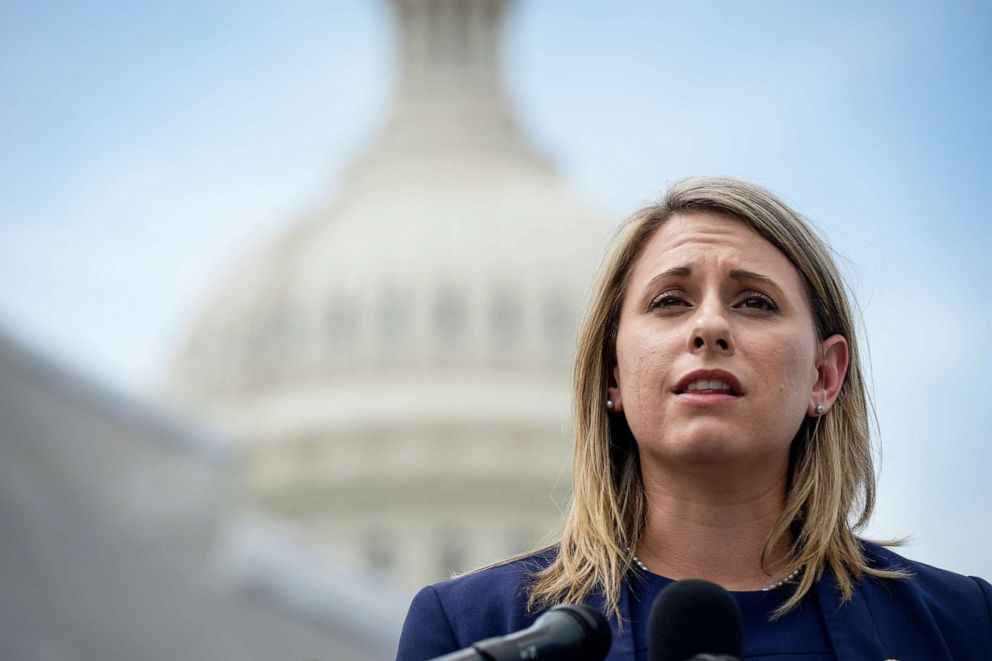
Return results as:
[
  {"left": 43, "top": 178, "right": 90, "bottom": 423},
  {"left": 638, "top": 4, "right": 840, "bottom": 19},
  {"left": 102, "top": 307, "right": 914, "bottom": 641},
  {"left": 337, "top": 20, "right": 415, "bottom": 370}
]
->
[{"left": 634, "top": 457, "right": 794, "bottom": 591}]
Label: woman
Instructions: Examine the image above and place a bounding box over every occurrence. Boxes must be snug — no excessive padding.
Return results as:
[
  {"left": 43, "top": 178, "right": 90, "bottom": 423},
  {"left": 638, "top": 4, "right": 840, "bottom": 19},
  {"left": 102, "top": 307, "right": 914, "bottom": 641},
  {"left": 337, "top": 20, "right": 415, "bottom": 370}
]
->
[{"left": 396, "top": 177, "right": 992, "bottom": 660}]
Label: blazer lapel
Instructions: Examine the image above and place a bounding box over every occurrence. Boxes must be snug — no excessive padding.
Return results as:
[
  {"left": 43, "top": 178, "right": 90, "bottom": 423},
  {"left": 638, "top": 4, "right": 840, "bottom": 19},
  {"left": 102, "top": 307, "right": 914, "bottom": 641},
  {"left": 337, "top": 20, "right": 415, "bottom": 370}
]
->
[
  {"left": 815, "top": 570, "right": 885, "bottom": 659},
  {"left": 585, "top": 578, "right": 636, "bottom": 660}
]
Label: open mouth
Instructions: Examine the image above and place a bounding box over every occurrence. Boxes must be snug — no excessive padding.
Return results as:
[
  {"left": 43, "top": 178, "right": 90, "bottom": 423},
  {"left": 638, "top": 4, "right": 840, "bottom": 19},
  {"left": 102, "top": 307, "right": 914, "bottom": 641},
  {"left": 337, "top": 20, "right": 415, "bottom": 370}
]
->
[{"left": 673, "top": 370, "right": 744, "bottom": 397}]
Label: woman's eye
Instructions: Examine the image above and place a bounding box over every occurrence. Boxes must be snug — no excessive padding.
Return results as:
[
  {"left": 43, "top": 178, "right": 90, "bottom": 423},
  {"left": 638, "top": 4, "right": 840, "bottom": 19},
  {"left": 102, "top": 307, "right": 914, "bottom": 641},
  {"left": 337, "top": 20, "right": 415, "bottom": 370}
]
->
[
  {"left": 736, "top": 291, "right": 778, "bottom": 312},
  {"left": 649, "top": 292, "right": 690, "bottom": 310}
]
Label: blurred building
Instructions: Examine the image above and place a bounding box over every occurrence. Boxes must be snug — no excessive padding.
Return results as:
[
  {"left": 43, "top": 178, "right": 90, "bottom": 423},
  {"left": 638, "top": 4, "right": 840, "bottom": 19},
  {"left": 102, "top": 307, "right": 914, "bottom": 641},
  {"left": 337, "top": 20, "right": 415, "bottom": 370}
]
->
[
  {"left": 0, "top": 327, "right": 404, "bottom": 660},
  {"left": 167, "top": 0, "right": 608, "bottom": 595}
]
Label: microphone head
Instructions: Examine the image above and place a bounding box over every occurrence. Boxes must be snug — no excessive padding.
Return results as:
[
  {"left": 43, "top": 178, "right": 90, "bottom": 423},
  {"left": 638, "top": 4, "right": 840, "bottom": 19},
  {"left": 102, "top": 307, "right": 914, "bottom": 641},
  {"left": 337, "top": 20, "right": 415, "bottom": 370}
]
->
[
  {"left": 647, "top": 579, "right": 744, "bottom": 661},
  {"left": 545, "top": 604, "right": 612, "bottom": 661}
]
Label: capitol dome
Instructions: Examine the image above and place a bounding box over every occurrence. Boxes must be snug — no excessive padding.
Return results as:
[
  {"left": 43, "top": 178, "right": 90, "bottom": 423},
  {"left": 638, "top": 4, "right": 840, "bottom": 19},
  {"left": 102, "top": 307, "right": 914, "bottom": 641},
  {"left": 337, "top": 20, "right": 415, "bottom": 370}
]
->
[{"left": 168, "top": 0, "right": 610, "bottom": 592}]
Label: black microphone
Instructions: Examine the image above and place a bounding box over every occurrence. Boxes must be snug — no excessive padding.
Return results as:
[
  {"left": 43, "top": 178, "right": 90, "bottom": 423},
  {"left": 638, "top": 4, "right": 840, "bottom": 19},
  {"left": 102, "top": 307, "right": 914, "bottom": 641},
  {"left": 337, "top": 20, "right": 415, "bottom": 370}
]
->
[
  {"left": 429, "top": 604, "right": 611, "bottom": 661},
  {"left": 648, "top": 579, "right": 744, "bottom": 661}
]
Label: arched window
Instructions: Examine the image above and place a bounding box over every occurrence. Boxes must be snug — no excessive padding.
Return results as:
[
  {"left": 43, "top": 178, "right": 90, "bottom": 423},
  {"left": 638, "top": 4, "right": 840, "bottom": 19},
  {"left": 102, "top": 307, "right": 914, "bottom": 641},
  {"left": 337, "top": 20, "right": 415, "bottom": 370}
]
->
[
  {"left": 327, "top": 291, "right": 357, "bottom": 349},
  {"left": 543, "top": 290, "right": 574, "bottom": 349},
  {"left": 379, "top": 284, "right": 412, "bottom": 343},
  {"left": 434, "top": 285, "right": 465, "bottom": 346},
  {"left": 490, "top": 287, "right": 521, "bottom": 352}
]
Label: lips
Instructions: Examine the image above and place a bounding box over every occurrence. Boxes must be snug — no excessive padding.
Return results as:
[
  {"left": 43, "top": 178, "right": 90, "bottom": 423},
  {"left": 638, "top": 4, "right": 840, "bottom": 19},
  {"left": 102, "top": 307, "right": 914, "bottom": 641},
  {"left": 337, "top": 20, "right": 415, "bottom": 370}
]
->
[{"left": 673, "top": 369, "right": 744, "bottom": 396}]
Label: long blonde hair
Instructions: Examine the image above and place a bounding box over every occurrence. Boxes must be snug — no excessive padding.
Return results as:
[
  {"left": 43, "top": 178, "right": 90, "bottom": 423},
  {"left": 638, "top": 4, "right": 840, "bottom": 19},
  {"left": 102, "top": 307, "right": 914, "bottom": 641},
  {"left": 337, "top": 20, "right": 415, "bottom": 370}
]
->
[{"left": 528, "top": 176, "right": 904, "bottom": 619}]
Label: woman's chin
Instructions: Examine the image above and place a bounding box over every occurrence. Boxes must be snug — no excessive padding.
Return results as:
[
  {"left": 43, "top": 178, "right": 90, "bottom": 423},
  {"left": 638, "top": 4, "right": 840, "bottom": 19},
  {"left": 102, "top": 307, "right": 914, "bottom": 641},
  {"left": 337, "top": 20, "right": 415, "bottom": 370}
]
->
[{"left": 644, "top": 430, "right": 781, "bottom": 466}]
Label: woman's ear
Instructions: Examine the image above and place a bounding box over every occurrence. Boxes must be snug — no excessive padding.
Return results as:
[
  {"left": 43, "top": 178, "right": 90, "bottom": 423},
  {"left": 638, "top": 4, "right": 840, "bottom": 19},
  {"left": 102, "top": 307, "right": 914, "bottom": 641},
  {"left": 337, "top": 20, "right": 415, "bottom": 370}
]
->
[
  {"left": 607, "top": 365, "right": 624, "bottom": 413},
  {"left": 808, "top": 334, "right": 848, "bottom": 416}
]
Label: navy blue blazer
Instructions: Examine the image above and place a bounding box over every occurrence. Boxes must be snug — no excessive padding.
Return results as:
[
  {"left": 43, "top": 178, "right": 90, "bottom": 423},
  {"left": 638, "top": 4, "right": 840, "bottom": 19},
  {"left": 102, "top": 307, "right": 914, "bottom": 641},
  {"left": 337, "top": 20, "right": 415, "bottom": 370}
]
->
[{"left": 397, "top": 543, "right": 992, "bottom": 660}]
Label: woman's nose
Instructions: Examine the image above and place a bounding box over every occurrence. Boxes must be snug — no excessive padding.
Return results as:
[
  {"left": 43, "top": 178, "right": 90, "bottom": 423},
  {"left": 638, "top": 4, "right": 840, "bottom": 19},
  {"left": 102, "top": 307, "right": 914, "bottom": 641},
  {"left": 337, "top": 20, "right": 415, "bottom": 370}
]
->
[{"left": 688, "top": 305, "right": 734, "bottom": 355}]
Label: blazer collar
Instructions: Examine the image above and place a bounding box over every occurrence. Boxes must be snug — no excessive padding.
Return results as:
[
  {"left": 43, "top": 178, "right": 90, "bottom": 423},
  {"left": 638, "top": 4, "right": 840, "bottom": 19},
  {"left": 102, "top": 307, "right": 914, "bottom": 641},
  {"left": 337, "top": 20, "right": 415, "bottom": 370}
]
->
[
  {"left": 593, "top": 570, "right": 889, "bottom": 661},
  {"left": 584, "top": 577, "right": 636, "bottom": 661},
  {"left": 815, "top": 568, "right": 886, "bottom": 659}
]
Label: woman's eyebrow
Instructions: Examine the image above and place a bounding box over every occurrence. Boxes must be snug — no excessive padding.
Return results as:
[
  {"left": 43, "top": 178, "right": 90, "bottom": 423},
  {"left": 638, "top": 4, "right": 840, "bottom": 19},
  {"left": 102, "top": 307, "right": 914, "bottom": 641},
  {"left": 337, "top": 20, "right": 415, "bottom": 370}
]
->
[
  {"left": 645, "top": 266, "right": 691, "bottom": 289},
  {"left": 728, "top": 268, "right": 776, "bottom": 286},
  {"left": 643, "top": 267, "right": 781, "bottom": 292}
]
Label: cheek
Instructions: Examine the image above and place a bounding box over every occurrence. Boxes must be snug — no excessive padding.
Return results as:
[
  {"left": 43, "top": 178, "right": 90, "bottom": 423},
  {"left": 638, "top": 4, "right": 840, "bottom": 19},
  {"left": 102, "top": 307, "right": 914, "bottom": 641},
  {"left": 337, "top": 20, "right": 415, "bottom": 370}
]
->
[
  {"left": 763, "top": 337, "right": 817, "bottom": 411},
  {"left": 616, "top": 326, "right": 677, "bottom": 403}
]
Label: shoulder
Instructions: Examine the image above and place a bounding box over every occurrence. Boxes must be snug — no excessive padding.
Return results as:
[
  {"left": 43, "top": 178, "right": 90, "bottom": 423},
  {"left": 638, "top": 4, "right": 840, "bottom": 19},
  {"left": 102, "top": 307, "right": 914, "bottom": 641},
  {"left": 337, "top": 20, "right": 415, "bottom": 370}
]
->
[
  {"left": 856, "top": 541, "right": 992, "bottom": 654},
  {"left": 861, "top": 541, "right": 992, "bottom": 604},
  {"left": 396, "top": 549, "right": 557, "bottom": 660}
]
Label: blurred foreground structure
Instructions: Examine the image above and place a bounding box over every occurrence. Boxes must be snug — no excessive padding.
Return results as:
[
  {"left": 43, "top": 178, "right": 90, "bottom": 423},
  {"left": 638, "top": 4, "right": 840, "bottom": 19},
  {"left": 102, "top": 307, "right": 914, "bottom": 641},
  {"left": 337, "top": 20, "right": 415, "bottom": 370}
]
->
[
  {"left": 0, "top": 329, "right": 404, "bottom": 660},
  {"left": 0, "top": 328, "right": 404, "bottom": 661},
  {"left": 168, "top": 0, "right": 607, "bottom": 594}
]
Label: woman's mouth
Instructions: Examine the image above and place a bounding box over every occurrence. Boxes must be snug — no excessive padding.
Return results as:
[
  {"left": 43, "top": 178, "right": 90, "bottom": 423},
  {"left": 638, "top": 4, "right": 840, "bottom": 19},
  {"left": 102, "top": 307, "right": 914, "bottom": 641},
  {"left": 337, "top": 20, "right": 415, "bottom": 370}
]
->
[
  {"left": 673, "top": 369, "right": 744, "bottom": 403},
  {"left": 683, "top": 378, "right": 734, "bottom": 392}
]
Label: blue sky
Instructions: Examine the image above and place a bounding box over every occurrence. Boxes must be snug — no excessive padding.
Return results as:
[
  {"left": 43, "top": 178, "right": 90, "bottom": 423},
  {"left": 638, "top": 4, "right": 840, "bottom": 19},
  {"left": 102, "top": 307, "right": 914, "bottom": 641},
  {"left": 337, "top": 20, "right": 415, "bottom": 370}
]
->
[{"left": 2, "top": 1, "right": 991, "bottom": 577}]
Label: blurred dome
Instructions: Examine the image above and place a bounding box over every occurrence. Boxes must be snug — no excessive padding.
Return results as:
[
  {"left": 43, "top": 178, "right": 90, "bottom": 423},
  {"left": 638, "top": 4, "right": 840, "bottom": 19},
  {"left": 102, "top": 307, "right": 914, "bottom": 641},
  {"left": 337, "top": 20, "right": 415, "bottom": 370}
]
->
[
  {"left": 171, "top": 153, "right": 605, "bottom": 395},
  {"left": 169, "top": 0, "right": 607, "bottom": 440},
  {"left": 166, "top": 0, "right": 610, "bottom": 592}
]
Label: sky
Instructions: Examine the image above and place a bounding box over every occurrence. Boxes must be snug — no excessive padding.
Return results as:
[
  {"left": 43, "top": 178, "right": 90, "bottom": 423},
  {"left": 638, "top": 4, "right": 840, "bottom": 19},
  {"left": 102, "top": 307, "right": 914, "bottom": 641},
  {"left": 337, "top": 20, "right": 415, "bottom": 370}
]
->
[{"left": 2, "top": 1, "right": 991, "bottom": 578}]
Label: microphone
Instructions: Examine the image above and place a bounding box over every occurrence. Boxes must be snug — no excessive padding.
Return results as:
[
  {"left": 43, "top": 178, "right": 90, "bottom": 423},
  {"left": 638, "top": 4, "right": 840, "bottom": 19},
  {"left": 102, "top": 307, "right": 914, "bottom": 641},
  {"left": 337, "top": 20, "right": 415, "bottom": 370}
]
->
[
  {"left": 648, "top": 579, "right": 743, "bottom": 661},
  {"left": 429, "top": 604, "right": 611, "bottom": 661}
]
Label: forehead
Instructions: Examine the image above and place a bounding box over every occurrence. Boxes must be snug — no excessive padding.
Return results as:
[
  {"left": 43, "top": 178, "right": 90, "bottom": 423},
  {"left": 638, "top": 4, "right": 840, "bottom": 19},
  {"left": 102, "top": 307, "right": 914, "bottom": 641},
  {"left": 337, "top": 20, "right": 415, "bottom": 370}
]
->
[{"left": 628, "top": 211, "right": 806, "bottom": 292}]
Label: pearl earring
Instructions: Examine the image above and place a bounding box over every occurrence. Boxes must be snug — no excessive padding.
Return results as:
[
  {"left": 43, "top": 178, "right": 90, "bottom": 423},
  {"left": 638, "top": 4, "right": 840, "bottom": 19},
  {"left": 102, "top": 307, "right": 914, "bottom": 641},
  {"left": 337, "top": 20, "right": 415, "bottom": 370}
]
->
[
  {"left": 606, "top": 399, "right": 614, "bottom": 411},
  {"left": 815, "top": 403, "right": 825, "bottom": 415}
]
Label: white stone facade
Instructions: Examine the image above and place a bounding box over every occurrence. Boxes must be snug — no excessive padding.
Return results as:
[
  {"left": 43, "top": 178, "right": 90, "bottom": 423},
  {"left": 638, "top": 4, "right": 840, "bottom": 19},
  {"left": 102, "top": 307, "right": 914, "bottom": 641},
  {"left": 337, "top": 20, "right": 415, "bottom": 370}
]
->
[{"left": 168, "top": 0, "right": 609, "bottom": 595}]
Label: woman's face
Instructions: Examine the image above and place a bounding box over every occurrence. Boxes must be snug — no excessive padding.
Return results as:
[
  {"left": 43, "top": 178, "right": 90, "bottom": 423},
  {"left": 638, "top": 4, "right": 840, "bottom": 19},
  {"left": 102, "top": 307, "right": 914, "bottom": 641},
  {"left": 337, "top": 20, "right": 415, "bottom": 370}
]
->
[{"left": 608, "top": 211, "right": 845, "bottom": 467}]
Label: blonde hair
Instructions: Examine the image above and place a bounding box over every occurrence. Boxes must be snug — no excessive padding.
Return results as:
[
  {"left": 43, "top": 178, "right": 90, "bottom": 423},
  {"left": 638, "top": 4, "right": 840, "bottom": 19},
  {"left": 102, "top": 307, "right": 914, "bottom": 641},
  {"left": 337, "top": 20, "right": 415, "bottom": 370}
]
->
[{"left": 527, "top": 176, "right": 904, "bottom": 620}]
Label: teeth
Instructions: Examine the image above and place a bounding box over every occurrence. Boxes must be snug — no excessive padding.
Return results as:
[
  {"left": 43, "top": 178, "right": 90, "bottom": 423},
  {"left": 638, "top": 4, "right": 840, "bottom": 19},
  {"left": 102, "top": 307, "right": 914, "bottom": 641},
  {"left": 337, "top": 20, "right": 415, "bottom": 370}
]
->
[{"left": 686, "top": 379, "right": 731, "bottom": 392}]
